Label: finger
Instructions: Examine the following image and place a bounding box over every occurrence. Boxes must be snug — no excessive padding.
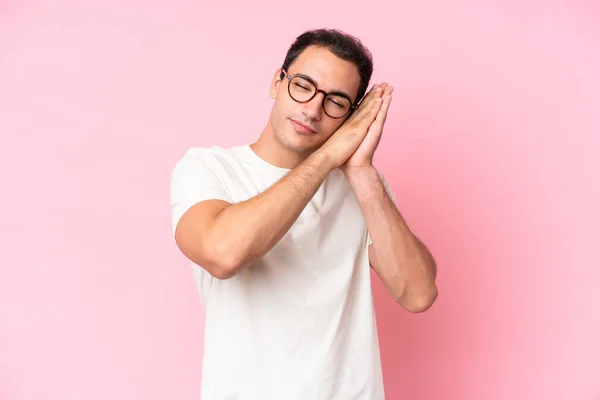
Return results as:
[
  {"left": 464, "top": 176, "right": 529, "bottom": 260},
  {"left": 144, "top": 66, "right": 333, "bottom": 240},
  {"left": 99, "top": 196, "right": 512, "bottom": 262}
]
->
[
  {"left": 366, "top": 92, "right": 392, "bottom": 132},
  {"left": 345, "top": 98, "right": 381, "bottom": 133},
  {"left": 356, "top": 84, "right": 383, "bottom": 115},
  {"left": 347, "top": 82, "right": 389, "bottom": 125},
  {"left": 362, "top": 95, "right": 384, "bottom": 125},
  {"left": 377, "top": 83, "right": 389, "bottom": 95},
  {"left": 355, "top": 85, "right": 378, "bottom": 112},
  {"left": 361, "top": 83, "right": 382, "bottom": 104},
  {"left": 345, "top": 87, "right": 377, "bottom": 123},
  {"left": 373, "top": 86, "right": 393, "bottom": 118},
  {"left": 365, "top": 83, "right": 389, "bottom": 107},
  {"left": 374, "top": 93, "right": 392, "bottom": 125}
]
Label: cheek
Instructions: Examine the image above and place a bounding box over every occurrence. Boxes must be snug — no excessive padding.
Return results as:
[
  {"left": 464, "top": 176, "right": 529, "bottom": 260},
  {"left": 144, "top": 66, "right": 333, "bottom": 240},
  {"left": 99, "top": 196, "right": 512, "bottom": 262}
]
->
[
  {"left": 271, "top": 97, "right": 296, "bottom": 132},
  {"left": 274, "top": 90, "right": 294, "bottom": 114}
]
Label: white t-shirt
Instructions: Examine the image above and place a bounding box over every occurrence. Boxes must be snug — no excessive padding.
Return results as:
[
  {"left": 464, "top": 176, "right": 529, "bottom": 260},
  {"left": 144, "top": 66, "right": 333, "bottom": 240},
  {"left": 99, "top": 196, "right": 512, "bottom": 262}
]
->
[{"left": 170, "top": 144, "right": 395, "bottom": 400}]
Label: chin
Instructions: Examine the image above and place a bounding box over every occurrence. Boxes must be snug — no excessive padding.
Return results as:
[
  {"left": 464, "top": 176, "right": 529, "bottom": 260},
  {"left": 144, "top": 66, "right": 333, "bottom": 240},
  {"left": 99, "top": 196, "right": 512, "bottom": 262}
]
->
[
  {"left": 277, "top": 132, "right": 316, "bottom": 155},
  {"left": 272, "top": 118, "right": 322, "bottom": 152}
]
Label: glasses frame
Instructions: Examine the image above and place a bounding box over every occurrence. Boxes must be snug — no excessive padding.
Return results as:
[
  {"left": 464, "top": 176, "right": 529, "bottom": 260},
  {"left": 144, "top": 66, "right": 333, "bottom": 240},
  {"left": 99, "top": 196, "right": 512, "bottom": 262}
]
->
[{"left": 281, "top": 69, "right": 357, "bottom": 119}]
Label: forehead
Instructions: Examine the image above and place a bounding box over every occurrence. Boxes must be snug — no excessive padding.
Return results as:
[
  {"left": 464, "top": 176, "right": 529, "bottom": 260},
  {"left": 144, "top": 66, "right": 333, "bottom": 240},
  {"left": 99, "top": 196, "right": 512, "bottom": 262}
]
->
[{"left": 287, "top": 45, "right": 361, "bottom": 99}]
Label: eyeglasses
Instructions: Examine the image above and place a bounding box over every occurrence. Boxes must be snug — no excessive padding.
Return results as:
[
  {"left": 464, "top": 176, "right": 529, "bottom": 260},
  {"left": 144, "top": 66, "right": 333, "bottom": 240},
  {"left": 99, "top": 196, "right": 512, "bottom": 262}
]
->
[{"left": 281, "top": 69, "right": 357, "bottom": 119}]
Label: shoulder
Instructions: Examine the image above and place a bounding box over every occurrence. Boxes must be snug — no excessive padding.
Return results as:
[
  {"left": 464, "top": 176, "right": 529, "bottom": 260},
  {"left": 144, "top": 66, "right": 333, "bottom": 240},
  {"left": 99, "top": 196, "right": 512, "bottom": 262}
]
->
[
  {"left": 175, "top": 146, "right": 228, "bottom": 165},
  {"left": 172, "top": 145, "right": 243, "bottom": 174}
]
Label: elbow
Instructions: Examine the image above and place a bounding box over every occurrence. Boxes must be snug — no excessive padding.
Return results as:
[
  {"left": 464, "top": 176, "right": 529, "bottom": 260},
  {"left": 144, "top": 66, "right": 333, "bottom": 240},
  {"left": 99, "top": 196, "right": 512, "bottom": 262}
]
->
[
  {"left": 176, "top": 225, "right": 248, "bottom": 280},
  {"left": 208, "top": 263, "right": 236, "bottom": 280},
  {"left": 206, "top": 253, "right": 241, "bottom": 280},
  {"left": 205, "top": 241, "right": 247, "bottom": 280},
  {"left": 396, "top": 284, "right": 438, "bottom": 313}
]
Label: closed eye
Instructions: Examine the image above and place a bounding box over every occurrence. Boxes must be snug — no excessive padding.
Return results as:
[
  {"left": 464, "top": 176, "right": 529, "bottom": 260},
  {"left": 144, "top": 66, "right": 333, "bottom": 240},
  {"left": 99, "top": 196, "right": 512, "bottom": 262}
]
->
[
  {"left": 294, "top": 83, "right": 311, "bottom": 91},
  {"left": 327, "top": 98, "right": 345, "bottom": 108}
]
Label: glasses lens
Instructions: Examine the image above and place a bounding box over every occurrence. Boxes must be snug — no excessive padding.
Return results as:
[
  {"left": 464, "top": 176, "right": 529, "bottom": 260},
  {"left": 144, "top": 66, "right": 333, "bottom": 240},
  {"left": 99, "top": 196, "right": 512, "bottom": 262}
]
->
[
  {"left": 324, "top": 95, "right": 352, "bottom": 118},
  {"left": 289, "top": 76, "right": 316, "bottom": 102}
]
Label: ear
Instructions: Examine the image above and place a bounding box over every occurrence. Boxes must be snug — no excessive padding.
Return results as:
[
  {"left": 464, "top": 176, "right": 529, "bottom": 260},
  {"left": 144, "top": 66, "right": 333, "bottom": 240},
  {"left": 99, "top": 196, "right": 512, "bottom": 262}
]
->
[{"left": 269, "top": 68, "right": 284, "bottom": 100}]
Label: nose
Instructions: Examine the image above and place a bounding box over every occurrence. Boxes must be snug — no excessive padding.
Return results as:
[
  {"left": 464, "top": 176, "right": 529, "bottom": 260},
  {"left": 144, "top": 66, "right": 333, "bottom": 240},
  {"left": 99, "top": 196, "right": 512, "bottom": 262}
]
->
[{"left": 301, "top": 92, "right": 324, "bottom": 121}]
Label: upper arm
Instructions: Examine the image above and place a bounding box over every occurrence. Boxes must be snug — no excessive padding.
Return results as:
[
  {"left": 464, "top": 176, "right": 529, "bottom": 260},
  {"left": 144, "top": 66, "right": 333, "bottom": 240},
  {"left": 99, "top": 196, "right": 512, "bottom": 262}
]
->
[
  {"left": 170, "top": 151, "right": 234, "bottom": 277},
  {"left": 174, "top": 199, "right": 233, "bottom": 277}
]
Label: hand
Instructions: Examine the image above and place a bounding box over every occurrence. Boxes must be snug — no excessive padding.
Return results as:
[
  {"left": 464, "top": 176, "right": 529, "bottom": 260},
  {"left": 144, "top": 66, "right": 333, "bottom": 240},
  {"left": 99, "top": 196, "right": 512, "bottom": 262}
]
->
[
  {"left": 341, "top": 83, "right": 393, "bottom": 172},
  {"left": 316, "top": 84, "right": 385, "bottom": 170}
]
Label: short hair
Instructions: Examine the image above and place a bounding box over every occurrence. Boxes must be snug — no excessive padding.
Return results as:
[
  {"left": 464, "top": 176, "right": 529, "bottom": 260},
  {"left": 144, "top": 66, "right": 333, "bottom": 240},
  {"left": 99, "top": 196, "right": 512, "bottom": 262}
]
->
[{"left": 280, "top": 28, "right": 374, "bottom": 104}]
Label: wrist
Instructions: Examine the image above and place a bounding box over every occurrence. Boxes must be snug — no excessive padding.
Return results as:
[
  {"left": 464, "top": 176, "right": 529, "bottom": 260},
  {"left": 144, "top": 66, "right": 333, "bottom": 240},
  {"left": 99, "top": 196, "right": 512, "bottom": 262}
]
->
[
  {"left": 345, "top": 167, "right": 388, "bottom": 209},
  {"left": 343, "top": 164, "right": 378, "bottom": 182},
  {"left": 344, "top": 165, "right": 383, "bottom": 196},
  {"left": 309, "top": 149, "right": 338, "bottom": 173},
  {"left": 306, "top": 149, "right": 337, "bottom": 174}
]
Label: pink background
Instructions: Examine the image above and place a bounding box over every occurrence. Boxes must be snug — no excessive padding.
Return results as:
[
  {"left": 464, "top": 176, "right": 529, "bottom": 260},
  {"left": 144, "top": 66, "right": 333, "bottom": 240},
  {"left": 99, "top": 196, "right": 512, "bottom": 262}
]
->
[{"left": 1, "top": 1, "right": 599, "bottom": 399}]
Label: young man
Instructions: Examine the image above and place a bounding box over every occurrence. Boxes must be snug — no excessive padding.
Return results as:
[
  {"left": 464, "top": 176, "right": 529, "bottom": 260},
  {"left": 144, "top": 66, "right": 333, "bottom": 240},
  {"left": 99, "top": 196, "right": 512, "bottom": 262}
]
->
[{"left": 171, "top": 29, "right": 437, "bottom": 400}]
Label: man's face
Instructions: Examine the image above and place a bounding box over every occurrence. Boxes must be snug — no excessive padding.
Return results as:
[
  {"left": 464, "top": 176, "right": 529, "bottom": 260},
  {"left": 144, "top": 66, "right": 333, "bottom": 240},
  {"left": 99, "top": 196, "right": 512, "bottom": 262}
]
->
[{"left": 269, "top": 45, "right": 362, "bottom": 156}]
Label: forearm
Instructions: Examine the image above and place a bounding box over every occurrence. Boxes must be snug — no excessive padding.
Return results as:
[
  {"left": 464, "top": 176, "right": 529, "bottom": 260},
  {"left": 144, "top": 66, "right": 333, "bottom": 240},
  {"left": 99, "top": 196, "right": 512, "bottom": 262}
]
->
[
  {"left": 212, "top": 151, "right": 334, "bottom": 271},
  {"left": 345, "top": 166, "right": 438, "bottom": 311}
]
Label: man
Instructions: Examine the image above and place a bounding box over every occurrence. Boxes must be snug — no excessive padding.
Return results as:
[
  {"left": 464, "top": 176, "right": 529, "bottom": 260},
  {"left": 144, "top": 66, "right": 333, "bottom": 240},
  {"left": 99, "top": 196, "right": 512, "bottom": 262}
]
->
[{"left": 171, "top": 28, "right": 438, "bottom": 400}]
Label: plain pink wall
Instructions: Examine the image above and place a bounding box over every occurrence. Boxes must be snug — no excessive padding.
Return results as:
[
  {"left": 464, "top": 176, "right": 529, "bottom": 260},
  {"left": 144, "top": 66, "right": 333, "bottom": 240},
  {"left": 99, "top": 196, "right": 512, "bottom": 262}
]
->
[{"left": 1, "top": 1, "right": 599, "bottom": 399}]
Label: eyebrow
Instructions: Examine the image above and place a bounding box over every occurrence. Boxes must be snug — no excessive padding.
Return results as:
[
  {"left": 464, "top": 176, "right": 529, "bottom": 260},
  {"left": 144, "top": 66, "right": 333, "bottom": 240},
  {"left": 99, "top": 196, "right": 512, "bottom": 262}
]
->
[{"left": 294, "top": 72, "right": 355, "bottom": 103}]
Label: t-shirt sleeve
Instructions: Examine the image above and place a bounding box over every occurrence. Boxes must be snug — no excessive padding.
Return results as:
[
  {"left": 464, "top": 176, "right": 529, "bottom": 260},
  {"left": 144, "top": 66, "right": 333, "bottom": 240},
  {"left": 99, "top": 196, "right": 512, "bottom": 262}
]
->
[
  {"left": 367, "top": 171, "right": 397, "bottom": 246},
  {"left": 170, "top": 150, "right": 232, "bottom": 237}
]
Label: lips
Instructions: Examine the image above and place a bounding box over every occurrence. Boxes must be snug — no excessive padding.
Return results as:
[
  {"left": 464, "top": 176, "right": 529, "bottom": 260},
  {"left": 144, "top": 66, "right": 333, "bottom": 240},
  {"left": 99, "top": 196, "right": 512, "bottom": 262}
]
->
[{"left": 290, "top": 118, "right": 317, "bottom": 135}]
